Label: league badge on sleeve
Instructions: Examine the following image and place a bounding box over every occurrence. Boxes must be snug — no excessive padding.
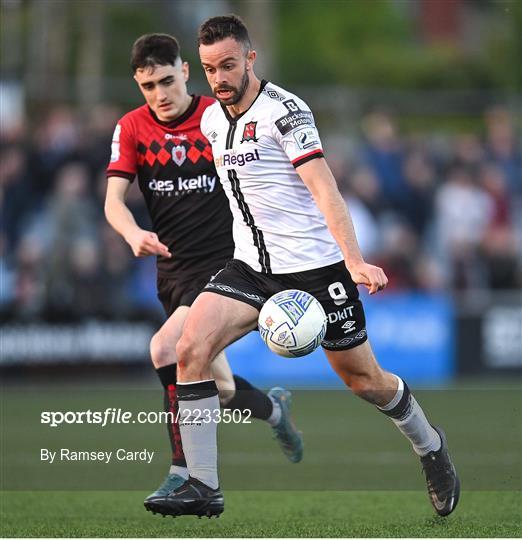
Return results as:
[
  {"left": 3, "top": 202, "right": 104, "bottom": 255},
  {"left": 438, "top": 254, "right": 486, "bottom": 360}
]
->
[
  {"left": 293, "top": 127, "right": 319, "bottom": 150},
  {"left": 241, "top": 121, "right": 258, "bottom": 143}
]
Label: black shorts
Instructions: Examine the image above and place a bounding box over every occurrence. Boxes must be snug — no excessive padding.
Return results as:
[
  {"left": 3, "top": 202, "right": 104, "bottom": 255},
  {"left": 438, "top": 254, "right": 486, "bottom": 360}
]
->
[
  {"left": 203, "top": 259, "right": 368, "bottom": 351},
  {"left": 157, "top": 265, "right": 226, "bottom": 317}
]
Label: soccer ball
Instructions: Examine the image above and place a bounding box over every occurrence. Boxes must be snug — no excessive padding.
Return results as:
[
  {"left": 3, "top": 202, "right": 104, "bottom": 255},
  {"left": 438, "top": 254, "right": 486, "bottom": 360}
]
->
[{"left": 258, "top": 289, "right": 327, "bottom": 358}]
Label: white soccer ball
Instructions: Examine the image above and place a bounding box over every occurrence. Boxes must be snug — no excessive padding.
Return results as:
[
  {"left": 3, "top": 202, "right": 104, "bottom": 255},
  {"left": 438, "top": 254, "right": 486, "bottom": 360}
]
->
[{"left": 258, "top": 289, "right": 327, "bottom": 358}]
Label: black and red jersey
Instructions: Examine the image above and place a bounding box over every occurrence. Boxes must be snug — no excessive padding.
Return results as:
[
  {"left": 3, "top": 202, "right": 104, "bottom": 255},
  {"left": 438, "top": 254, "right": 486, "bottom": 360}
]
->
[{"left": 107, "top": 96, "right": 233, "bottom": 277}]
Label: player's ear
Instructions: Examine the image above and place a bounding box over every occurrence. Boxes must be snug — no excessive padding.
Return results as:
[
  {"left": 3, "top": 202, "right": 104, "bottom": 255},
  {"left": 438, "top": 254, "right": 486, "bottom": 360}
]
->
[
  {"left": 182, "top": 61, "right": 190, "bottom": 82},
  {"left": 132, "top": 73, "right": 142, "bottom": 89},
  {"left": 246, "top": 49, "right": 256, "bottom": 70}
]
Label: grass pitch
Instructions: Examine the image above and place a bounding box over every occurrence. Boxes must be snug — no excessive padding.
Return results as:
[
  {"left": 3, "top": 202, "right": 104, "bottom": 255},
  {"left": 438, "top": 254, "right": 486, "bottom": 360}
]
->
[
  {"left": 1, "top": 380, "right": 521, "bottom": 536},
  {"left": 1, "top": 490, "right": 520, "bottom": 537}
]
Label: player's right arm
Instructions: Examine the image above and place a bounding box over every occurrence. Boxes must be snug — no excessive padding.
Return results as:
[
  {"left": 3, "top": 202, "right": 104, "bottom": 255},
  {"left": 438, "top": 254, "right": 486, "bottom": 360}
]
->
[
  {"left": 105, "top": 117, "right": 170, "bottom": 258},
  {"left": 104, "top": 176, "right": 171, "bottom": 258}
]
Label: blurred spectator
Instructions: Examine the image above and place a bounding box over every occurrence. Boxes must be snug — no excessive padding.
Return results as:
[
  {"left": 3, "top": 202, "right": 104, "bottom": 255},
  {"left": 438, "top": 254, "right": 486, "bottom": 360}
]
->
[
  {"left": 449, "top": 134, "right": 484, "bottom": 174},
  {"left": 11, "top": 235, "right": 47, "bottom": 319},
  {"left": 435, "top": 166, "right": 493, "bottom": 289},
  {"left": 361, "top": 110, "right": 407, "bottom": 211},
  {"left": 30, "top": 107, "right": 82, "bottom": 199},
  {"left": 484, "top": 106, "right": 521, "bottom": 195},
  {"left": 479, "top": 162, "right": 511, "bottom": 227},
  {"left": 375, "top": 217, "right": 419, "bottom": 290},
  {"left": 67, "top": 238, "right": 106, "bottom": 317},
  {"left": 0, "top": 233, "right": 15, "bottom": 306},
  {"left": 400, "top": 150, "right": 437, "bottom": 236},
  {"left": 348, "top": 166, "right": 384, "bottom": 218},
  {"left": 34, "top": 162, "right": 99, "bottom": 316},
  {"left": 0, "top": 144, "right": 34, "bottom": 252}
]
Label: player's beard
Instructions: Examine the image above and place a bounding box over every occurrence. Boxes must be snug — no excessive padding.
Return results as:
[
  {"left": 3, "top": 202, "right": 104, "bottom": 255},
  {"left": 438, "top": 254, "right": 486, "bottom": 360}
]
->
[{"left": 214, "top": 68, "right": 249, "bottom": 106}]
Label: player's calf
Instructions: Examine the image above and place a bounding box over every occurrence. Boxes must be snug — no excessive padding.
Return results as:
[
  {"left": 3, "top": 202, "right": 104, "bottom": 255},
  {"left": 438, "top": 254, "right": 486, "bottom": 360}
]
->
[{"left": 325, "top": 343, "right": 397, "bottom": 407}]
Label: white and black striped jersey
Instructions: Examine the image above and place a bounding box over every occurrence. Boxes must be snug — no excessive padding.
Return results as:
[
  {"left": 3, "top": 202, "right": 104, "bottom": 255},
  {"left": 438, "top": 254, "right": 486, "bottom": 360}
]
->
[{"left": 201, "top": 81, "right": 343, "bottom": 274}]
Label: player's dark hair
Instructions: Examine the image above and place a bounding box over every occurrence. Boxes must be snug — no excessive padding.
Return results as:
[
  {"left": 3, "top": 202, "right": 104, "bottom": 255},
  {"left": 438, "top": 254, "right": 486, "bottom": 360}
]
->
[
  {"left": 131, "top": 33, "right": 181, "bottom": 72},
  {"left": 198, "top": 15, "right": 252, "bottom": 52}
]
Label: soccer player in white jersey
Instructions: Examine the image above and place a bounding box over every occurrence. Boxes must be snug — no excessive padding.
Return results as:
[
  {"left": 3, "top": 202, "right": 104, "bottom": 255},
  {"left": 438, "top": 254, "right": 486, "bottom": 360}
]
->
[{"left": 158, "top": 15, "right": 459, "bottom": 519}]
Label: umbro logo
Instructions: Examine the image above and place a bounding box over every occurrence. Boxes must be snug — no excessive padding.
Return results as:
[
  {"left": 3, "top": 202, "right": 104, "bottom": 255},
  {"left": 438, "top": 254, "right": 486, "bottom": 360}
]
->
[
  {"left": 264, "top": 89, "right": 285, "bottom": 101},
  {"left": 341, "top": 320, "right": 356, "bottom": 334}
]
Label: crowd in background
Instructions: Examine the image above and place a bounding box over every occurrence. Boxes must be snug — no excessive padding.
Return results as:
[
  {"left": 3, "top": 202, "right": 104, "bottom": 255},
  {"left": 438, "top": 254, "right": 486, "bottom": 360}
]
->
[{"left": 1, "top": 103, "right": 520, "bottom": 321}]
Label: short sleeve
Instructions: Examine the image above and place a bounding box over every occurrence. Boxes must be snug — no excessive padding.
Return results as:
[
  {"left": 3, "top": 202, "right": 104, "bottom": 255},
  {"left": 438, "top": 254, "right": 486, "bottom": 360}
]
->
[
  {"left": 106, "top": 119, "right": 137, "bottom": 182},
  {"left": 271, "top": 97, "right": 324, "bottom": 168},
  {"left": 200, "top": 106, "right": 212, "bottom": 139}
]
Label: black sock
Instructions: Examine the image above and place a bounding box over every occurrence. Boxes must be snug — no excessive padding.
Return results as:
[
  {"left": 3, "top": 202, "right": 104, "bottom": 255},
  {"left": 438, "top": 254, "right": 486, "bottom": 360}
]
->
[
  {"left": 225, "top": 375, "right": 273, "bottom": 420},
  {"left": 156, "top": 364, "right": 187, "bottom": 468}
]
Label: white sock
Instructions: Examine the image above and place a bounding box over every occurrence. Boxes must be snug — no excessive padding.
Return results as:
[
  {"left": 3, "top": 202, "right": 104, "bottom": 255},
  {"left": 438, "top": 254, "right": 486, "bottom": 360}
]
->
[
  {"left": 178, "top": 381, "right": 220, "bottom": 489},
  {"left": 379, "top": 375, "right": 441, "bottom": 456},
  {"left": 169, "top": 465, "right": 189, "bottom": 479},
  {"left": 267, "top": 396, "right": 282, "bottom": 427}
]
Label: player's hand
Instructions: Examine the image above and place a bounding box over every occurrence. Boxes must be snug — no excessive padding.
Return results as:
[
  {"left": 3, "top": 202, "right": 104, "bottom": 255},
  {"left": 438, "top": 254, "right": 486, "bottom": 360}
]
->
[
  {"left": 126, "top": 229, "right": 171, "bottom": 258},
  {"left": 347, "top": 261, "right": 388, "bottom": 295}
]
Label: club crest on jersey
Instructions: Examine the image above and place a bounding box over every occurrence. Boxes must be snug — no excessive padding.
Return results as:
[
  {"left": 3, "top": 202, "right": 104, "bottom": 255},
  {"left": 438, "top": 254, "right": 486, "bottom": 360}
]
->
[
  {"left": 241, "top": 121, "right": 258, "bottom": 143},
  {"left": 172, "top": 144, "right": 186, "bottom": 166}
]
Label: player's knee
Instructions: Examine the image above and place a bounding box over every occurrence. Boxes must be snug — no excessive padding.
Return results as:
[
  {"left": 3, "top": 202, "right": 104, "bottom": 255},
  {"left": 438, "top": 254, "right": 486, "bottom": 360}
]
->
[
  {"left": 176, "top": 333, "right": 209, "bottom": 370},
  {"left": 150, "top": 331, "right": 177, "bottom": 368}
]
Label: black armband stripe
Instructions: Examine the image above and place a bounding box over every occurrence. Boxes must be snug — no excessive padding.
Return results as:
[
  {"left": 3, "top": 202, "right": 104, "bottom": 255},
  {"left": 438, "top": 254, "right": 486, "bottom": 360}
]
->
[
  {"left": 292, "top": 150, "right": 324, "bottom": 169},
  {"left": 106, "top": 170, "right": 135, "bottom": 181}
]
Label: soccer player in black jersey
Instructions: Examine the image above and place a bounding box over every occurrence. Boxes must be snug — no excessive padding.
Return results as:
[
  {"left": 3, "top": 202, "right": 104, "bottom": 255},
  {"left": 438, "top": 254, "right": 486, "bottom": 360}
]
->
[{"left": 104, "top": 33, "right": 303, "bottom": 513}]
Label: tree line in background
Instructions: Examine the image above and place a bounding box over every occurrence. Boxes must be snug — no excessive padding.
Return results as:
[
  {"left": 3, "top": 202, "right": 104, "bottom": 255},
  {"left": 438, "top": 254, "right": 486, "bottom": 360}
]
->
[{"left": 1, "top": 0, "right": 520, "bottom": 112}]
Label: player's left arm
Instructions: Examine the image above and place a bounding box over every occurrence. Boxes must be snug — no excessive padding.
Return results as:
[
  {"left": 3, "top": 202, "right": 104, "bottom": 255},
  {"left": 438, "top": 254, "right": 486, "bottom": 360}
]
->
[{"left": 297, "top": 158, "right": 388, "bottom": 294}]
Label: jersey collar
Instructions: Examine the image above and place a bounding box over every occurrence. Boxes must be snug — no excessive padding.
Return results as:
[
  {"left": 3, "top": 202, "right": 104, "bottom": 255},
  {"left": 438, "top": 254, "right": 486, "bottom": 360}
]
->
[
  {"left": 220, "top": 80, "right": 268, "bottom": 124},
  {"left": 148, "top": 95, "right": 200, "bottom": 129}
]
